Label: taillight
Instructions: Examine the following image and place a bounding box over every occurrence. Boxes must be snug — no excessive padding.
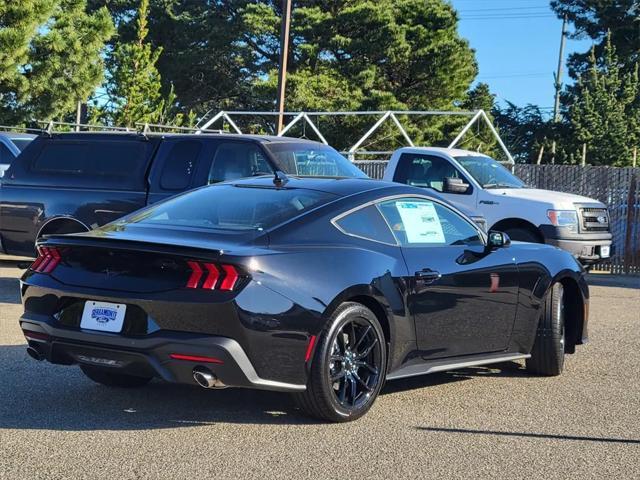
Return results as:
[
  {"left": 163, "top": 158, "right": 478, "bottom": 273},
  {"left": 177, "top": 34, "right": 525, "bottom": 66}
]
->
[
  {"left": 185, "top": 261, "right": 241, "bottom": 291},
  {"left": 30, "top": 246, "right": 62, "bottom": 273}
]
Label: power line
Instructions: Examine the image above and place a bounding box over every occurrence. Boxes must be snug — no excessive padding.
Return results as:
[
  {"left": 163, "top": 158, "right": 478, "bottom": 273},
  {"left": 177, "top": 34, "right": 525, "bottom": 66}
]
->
[
  {"left": 459, "top": 6, "right": 550, "bottom": 13},
  {"left": 478, "top": 72, "right": 552, "bottom": 79},
  {"left": 461, "top": 14, "right": 555, "bottom": 20}
]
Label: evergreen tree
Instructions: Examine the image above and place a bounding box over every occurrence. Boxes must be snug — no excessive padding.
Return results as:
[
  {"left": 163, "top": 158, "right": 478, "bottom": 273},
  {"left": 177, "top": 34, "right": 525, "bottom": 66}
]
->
[
  {"left": 568, "top": 35, "right": 639, "bottom": 166},
  {"left": 93, "top": 0, "right": 477, "bottom": 148},
  {"left": 106, "top": 0, "right": 164, "bottom": 127},
  {"left": 0, "top": 0, "right": 113, "bottom": 124},
  {"left": 551, "top": 0, "right": 639, "bottom": 79}
]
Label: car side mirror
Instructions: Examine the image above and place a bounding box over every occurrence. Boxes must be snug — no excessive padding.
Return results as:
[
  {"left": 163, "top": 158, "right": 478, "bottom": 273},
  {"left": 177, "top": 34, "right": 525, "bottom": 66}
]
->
[
  {"left": 487, "top": 231, "right": 511, "bottom": 249},
  {"left": 444, "top": 177, "right": 469, "bottom": 194}
]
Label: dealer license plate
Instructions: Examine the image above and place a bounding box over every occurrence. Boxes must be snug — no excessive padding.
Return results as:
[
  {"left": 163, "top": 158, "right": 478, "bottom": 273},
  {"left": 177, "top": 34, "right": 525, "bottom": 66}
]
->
[{"left": 80, "top": 301, "right": 126, "bottom": 333}]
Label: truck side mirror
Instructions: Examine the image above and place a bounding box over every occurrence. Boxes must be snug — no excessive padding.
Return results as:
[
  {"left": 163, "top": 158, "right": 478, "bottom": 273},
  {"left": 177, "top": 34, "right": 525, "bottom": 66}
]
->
[
  {"left": 444, "top": 177, "right": 469, "bottom": 194},
  {"left": 487, "top": 231, "right": 511, "bottom": 248}
]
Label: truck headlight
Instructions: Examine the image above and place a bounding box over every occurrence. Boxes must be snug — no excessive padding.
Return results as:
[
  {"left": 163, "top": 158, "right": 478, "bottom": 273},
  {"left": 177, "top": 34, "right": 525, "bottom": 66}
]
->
[{"left": 547, "top": 210, "right": 578, "bottom": 233}]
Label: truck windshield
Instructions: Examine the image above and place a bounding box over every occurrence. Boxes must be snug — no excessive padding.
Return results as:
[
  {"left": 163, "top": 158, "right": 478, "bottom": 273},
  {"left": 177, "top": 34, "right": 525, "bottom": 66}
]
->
[
  {"left": 455, "top": 156, "right": 525, "bottom": 189},
  {"left": 266, "top": 143, "right": 367, "bottom": 178}
]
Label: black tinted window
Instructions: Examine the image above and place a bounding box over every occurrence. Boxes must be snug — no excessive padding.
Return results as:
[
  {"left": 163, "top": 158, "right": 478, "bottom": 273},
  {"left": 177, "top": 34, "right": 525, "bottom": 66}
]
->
[
  {"left": 393, "top": 153, "right": 463, "bottom": 192},
  {"left": 378, "top": 198, "right": 481, "bottom": 246},
  {"left": 0, "top": 143, "right": 13, "bottom": 164},
  {"left": 335, "top": 205, "right": 396, "bottom": 244},
  {"left": 208, "top": 142, "right": 272, "bottom": 184},
  {"left": 160, "top": 140, "right": 202, "bottom": 190},
  {"left": 124, "top": 185, "right": 335, "bottom": 231},
  {"left": 30, "top": 140, "right": 151, "bottom": 189},
  {"left": 11, "top": 138, "right": 33, "bottom": 151}
]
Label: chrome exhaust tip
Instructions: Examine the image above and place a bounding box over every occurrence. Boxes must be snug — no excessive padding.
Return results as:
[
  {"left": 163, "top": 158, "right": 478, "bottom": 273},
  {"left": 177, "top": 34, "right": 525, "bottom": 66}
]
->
[
  {"left": 26, "top": 346, "right": 44, "bottom": 361},
  {"left": 193, "top": 367, "right": 227, "bottom": 389}
]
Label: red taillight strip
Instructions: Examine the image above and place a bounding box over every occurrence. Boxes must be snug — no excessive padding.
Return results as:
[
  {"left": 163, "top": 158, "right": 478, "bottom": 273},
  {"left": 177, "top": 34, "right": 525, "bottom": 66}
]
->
[
  {"left": 202, "top": 263, "right": 220, "bottom": 290},
  {"left": 22, "top": 329, "right": 50, "bottom": 341},
  {"left": 31, "top": 247, "right": 62, "bottom": 274},
  {"left": 219, "top": 264, "right": 239, "bottom": 291},
  {"left": 186, "top": 261, "right": 242, "bottom": 291},
  {"left": 42, "top": 247, "right": 61, "bottom": 273},
  {"left": 169, "top": 353, "right": 224, "bottom": 364},
  {"left": 304, "top": 335, "right": 317, "bottom": 363},
  {"left": 186, "top": 261, "right": 203, "bottom": 289}
]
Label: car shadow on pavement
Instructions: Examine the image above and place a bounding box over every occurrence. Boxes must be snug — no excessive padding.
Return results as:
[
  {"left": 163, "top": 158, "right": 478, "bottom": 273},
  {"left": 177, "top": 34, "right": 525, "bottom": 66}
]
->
[
  {"left": 0, "top": 345, "right": 320, "bottom": 429},
  {"left": 415, "top": 426, "right": 640, "bottom": 445},
  {"left": 0, "top": 345, "right": 523, "bottom": 430},
  {"left": 0, "top": 277, "right": 21, "bottom": 304}
]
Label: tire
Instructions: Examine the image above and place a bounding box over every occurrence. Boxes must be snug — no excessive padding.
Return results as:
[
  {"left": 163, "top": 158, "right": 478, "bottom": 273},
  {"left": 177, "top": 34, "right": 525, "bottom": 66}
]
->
[
  {"left": 80, "top": 365, "right": 152, "bottom": 388},
  {"left": 503, "top": 227, "right": 541, "bottom": 243},
  {"left": 294, "top": 302, "right": 387, "bottom": 422},
  {"left": 526, "top": 282, "right": 565, "bottom": 376}
]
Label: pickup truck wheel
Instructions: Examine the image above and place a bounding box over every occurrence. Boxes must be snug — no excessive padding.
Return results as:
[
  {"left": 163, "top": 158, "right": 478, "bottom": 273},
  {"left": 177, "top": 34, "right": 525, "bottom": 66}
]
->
[
  {"left": 80, "top": 365, "right": 152, "bottom": 388},
  {"left": 294, "top": 302, "right": 387, "bottom": 422},
  {"left": 503, "top": 227, "right": 540, "bottom": 243},
  {"left": 526, "top": 283, "right": 565, "bottom": 376}
]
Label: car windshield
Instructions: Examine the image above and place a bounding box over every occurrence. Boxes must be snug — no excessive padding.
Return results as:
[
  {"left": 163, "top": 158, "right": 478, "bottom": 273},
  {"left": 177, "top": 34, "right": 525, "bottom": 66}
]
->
[
  {"left": 455, "top": 155, "right": 525, "bottom": 189},
  {"left": 266, "top": 143, "right": 367, "bottom": 178},
  {"left": 118, "top": 184, "right": 337, "bottom": 231}
]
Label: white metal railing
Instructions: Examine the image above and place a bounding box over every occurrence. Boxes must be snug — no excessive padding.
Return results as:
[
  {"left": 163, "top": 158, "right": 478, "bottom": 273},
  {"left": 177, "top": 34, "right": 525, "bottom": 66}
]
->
[{"left": 197, "top": 110, "right": 515, "bottom": 164}]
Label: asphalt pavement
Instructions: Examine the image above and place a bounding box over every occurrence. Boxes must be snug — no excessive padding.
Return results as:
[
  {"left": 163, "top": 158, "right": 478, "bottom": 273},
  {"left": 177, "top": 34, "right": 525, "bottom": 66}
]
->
[{"left": 1, "top": 260, "right": 638, "bottom": 479}]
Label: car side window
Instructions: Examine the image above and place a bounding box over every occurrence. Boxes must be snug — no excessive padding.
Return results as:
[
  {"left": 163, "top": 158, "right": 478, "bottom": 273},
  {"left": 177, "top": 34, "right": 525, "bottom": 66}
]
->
[
  {"left": 208, "top": 142, "right": 272, "bottom": 184},
  {"left": 393, "top": 153, "right": 463, "bottom": 192},
  {"left": 0, "top": 143, "right": 13, "bottom": 164},
  {"left": 160, "top": 140, "right": 202, "bottom": 191},
  {"left": 334, "top": 204, "right": 397, "bottom": 245},
  {"left": 378, "top": 198, "right": 482, "bottom": 247}
]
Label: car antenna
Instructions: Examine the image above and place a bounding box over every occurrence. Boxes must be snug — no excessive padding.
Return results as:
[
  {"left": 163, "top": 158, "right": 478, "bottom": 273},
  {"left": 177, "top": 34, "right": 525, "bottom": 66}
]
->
[{"left": 273, "top": 170, "right": 289, "bottom": 188}]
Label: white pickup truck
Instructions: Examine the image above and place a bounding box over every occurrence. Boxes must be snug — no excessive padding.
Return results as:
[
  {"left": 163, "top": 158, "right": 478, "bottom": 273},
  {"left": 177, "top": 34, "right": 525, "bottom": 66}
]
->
[{"left": 383, "top": 147, "right": 612, "bottom": 265}]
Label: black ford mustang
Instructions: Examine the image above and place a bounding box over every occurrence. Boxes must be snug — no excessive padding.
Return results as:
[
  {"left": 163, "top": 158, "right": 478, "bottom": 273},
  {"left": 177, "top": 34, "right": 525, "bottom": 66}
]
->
[{"left": 19, "top": 176, "right": 589, "bottom": 422}]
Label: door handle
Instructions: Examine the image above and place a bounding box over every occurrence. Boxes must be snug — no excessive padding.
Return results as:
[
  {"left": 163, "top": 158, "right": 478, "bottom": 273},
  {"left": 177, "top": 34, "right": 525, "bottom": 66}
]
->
[{"left": 415, "top": 269, "right": 441, "bottom": 284}]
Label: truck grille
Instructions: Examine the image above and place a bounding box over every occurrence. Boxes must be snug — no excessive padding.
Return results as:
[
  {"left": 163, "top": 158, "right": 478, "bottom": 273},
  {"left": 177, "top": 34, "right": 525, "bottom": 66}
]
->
[{"left": 579, "top": 207, "right": 609, "bottom": 232}]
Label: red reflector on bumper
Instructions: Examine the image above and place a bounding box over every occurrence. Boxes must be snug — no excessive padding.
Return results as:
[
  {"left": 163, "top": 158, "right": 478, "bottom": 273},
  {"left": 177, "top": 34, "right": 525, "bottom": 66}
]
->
[
  {"left": 304, "top": 335, "right": 317, "bottom": 363},
  {"left": 22, "top": 329, "right": 50, "bottom": 341},
  {"left": 169, "top": 353, "right": 224, "bottom": 364}
]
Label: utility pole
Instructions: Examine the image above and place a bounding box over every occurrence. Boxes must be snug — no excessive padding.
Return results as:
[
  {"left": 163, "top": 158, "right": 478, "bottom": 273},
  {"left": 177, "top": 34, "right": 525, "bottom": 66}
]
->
[
  {"left": 276, "top": 0, "right": 292, "bottom": 134},
  {"left": 551, "top": 14, "right": 568, "bottom": 164}
]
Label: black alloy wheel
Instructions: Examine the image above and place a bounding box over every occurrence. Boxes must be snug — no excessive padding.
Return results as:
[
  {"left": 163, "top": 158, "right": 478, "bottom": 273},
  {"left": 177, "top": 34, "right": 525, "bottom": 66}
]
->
[{"left": 295, "top": 302, "right": 387, "bottom": 422}]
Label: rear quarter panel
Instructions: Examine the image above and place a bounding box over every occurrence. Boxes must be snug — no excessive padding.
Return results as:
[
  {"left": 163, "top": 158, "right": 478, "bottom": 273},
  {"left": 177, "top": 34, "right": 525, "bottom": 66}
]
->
[{"left": 509, "top": 242, "right": 588, "bottom": 353}]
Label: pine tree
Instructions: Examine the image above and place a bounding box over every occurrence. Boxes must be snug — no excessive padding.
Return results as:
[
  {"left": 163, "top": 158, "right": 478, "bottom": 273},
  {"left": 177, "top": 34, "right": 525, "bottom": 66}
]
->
[
  {"left": 0, "top": 0, "right": 112, "bottom": 124},
  {"left": 568, "top": 35, "right": 639, "bottom": 166},
  {"left": 551, "top": 0, "right": 639, "bottom": 79},
  {"left": 106, "top": 0, "right": 164, "bottom": 127}
]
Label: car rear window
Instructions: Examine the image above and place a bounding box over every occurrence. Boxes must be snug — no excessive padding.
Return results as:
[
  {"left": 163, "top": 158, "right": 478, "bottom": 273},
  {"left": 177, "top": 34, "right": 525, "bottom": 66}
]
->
[
  {"left": 123, "top": 184, "right": 336, "bottom": 231},
  {"left": 29, "top": 139, "right": 153, "bottom": 190},
  {"left": 265, "top": 143, "right": 367, "bottom": 178}
]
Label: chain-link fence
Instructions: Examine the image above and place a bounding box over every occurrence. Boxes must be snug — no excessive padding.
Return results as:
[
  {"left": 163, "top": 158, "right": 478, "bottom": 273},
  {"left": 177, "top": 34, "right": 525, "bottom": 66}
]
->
[{"left": 354, "top": 161, "right": 640, "bottom": 275}]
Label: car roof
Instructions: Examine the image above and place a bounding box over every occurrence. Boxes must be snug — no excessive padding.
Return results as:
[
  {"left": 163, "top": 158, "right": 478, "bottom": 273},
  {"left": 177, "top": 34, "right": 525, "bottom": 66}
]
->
[
  {"left": 227, "top": 175, "right": 397, "bottom": 196},
  {"left": 398, "top": 146, "right": 492, "bottom": 158},
  {"left": 40, "top": 131, "right": 323, "bottom": 145}
]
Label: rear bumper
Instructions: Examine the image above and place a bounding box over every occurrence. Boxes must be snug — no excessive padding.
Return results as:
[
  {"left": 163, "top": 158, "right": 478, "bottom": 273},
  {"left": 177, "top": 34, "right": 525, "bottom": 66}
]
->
[
  {"left": 539, "top": 225, "right": 612, "bottom": 264},
  {"left": 20, "top": 314, "right": 306, "bottom": 393}
]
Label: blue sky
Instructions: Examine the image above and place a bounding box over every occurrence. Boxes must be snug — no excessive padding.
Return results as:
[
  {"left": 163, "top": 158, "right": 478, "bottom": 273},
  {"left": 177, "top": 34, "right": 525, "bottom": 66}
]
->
[{"left": 450, "top": 0, "right": 593, "bottom": 113}]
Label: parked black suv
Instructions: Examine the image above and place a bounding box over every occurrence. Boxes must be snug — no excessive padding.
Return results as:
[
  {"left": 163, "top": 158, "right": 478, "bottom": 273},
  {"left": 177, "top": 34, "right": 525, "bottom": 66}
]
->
[{"left": 0, "top": 132, "right": 366, "bottom": 257}]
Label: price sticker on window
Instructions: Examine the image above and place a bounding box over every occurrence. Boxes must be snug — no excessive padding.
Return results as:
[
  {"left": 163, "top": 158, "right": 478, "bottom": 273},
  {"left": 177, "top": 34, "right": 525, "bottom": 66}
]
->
[{"left": 396, "top": 201, "right": 445, "bottom": 244}]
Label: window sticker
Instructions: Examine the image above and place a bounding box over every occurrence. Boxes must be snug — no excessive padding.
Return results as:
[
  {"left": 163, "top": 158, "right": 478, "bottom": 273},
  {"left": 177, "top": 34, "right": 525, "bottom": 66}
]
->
[{"left": 395, "top": 201, "right": 446, "bottom": 244}]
